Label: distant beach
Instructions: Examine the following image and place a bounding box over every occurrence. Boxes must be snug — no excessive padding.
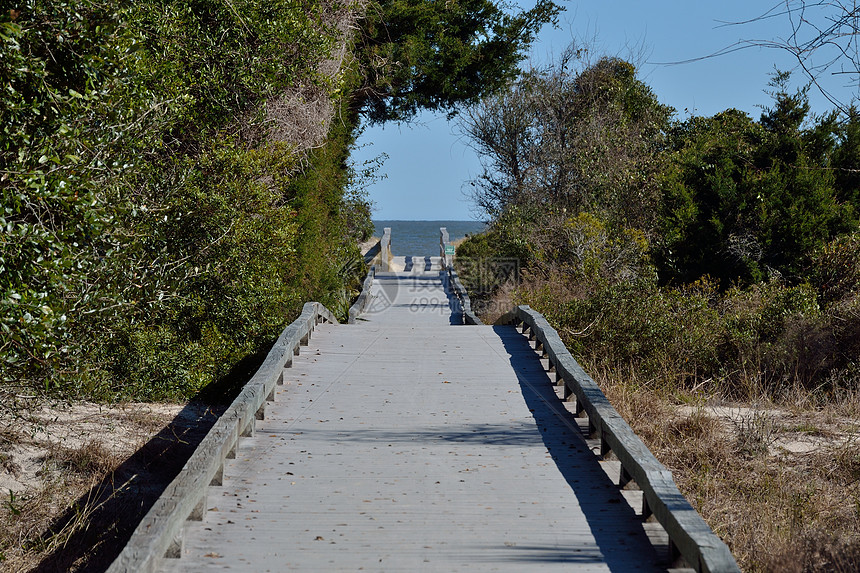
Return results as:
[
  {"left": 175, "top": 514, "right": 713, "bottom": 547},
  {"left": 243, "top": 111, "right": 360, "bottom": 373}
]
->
[{"left": 372, "top": 220, "right": 486, "bottom": 256}]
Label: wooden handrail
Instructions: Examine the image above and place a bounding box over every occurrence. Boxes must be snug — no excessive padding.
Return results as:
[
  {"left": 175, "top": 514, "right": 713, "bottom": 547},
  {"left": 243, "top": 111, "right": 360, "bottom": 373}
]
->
[
  {"left": 107, "top": 302, "right": 338, "bottom": 573},
  {"left": 347, "top": 265, "right": 376, "bottom": 324},
  {"left": 496, "top": 305, "right": 740, "bottom": 573},
  {"left": 440, "top": 227, "right": 482, "bottom": 325},
  {"left": 448, "top": 267, "right": 482, "bottom": 325},
  {"left": 380, "top": 227, "right": 391, "bottom": 271}
]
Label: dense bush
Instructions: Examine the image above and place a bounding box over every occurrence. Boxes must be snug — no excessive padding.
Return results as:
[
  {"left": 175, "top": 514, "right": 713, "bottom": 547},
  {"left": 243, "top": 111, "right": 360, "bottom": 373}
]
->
[
  {"left": 88, "top": 128, "right": 368, "bottom": 400},
  {"left": 2, "top": 0, "right": 128, "bottom": 390},
  {"left": 1, "top": 0, "right": 370, "bottom": 400},
  {"left": 810, "top": 233, "right": 860, "bottom": 304},
  {"left": 658, "top": 80, "right": 858, "bottom": 286},
  {"left": 512, "top": 271, "right": 860, "bottom": 401},
  {"left": 459, "top": 55, "right": 860, "bottom": 403}
]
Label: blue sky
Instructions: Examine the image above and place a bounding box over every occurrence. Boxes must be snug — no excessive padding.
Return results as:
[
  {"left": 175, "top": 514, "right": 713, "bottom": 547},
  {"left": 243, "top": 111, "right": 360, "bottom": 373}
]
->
[{"left": 352, "top": 1, "right": 858, "bottom": 221}]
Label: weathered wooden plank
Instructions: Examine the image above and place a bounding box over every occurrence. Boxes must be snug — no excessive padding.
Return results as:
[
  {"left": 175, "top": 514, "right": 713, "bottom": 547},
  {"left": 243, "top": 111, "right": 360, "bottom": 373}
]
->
[
  {"left": 165, "top": 323, "right": 666, "bottom": 572},
  {"left": 497, "top": 306, "right": 740, "bottom": 573},
  {"left": 107, "top": 302, "right": 339, "bottom": 573}
]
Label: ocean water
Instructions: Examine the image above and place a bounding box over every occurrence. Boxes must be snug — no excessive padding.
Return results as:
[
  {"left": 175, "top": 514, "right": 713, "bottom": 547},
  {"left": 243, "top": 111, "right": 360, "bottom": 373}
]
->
[{"left": 373, "top": 220, "right": 487, "bottom": 256}]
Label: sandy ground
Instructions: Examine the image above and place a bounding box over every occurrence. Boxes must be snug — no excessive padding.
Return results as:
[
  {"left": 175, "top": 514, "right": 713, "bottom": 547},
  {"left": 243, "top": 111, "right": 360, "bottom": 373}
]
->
[
  {"left": 0, "top": 399, "right": 226, "bottom": 571},
  {"left": 676, "top": 403, "right": 860, "bottom": 455},
  {"left": 0, "top": 402, "right": 184, "bottom": 494}
]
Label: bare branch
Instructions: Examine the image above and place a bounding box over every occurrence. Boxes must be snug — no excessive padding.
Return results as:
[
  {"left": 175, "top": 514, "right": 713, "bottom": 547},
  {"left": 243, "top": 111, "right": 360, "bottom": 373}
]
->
[{"left": 657, "top": 1, "right": 860, "bottom": 113}]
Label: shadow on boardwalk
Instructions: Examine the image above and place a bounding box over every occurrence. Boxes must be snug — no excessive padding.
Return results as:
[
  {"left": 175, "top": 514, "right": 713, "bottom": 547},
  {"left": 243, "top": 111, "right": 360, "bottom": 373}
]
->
[
  {"left": 282, "top": 325, "right": 663, "bottom": 571},
  {"left": 493, "top": 325, "right": 662, "bottom": 570},
  {"left": 366, "top": 271, "right": 464, "bottom": 325}
]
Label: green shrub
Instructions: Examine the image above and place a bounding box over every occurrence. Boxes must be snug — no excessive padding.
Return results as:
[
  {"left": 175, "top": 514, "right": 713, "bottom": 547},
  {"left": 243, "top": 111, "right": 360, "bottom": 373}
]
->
[
  {"left": 85, "top": 93, "right": 367, "bottom": 400},
  {"left": 516, "top": 278, "right": 723, "bottom": 390},
  {"left": 2, "top": 0, "right": 370, "bottom": 401},
  {"left": 1, "top": 0, "right": 129, "bottom": 389},
  {"left": 657, "top": 85, "right": 857, "bottom": 287},
  {"left": 810, "top": 233, "right": 860, "bottom": 304},
  {"left": 525, "top": 213, "right": 653, "bottom": 288}
]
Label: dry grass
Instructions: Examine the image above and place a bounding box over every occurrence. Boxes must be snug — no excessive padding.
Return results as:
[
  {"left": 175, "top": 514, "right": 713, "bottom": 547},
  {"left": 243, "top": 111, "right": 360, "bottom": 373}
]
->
[
  {"left": 0, "top": 401, "right": 227, "bottom": 572},
  {"left": 473, "top": 278, "right": 518, "bottom": 324},
  {"left": 1, "top": 458, "right": 124, "bottom": 571},
  {"left": 597, "top": 372, "right": 860, "bottom": 572},
  {"left": 48, "top": 440, "right": 121, "bottom": 477},
  {"left": 0, "top": 439, "right": 126, "bottom": 571}
]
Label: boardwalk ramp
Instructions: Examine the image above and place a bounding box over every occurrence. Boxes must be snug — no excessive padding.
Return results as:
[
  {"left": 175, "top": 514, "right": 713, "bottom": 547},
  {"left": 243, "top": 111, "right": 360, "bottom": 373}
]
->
[{"left": 111, "top": 244, "right": 737, "bottom": 572}]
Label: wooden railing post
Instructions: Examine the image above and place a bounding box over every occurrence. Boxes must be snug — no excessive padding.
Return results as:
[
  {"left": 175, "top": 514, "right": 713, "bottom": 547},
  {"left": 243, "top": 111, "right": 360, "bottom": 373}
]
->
[
  {"left": 439, "top": 227, "right": 450, "bottom": 268},
  {"left": 493, "top": 306, "right": 740, "bottom": 573},
  {"left": 380, "top": 227, "right": 391, "bottom": 272}
]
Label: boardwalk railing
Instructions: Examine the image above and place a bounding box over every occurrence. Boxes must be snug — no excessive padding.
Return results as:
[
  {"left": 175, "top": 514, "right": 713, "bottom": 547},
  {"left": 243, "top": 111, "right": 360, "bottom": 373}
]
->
[
  {"left": 362, "top": 240, "right": 381, "bottom": 266},
  {"left": 380, "top": 226, "right": 391, "bottom": 271},
  {"left": 440, "top": 227, "right": 482, "bottom": 325},
  {"left": 347, "top": 264, "right": 375, "bottom": 324},
  {"left": 497, "top": 305, "right": 740, "bottom": 573},
  {"left": 108, "top": 302, "right": 338, "bottom": 573}
]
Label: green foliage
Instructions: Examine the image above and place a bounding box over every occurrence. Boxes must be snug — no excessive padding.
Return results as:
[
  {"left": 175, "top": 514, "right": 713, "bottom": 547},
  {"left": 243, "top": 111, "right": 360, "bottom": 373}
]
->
[
  {"left": 127, "top": 0, "right": 333, "bottom": 141},
  {"left": 517, "top": 278, "right": 723, "bottom": 386},
  {"left": 525, "top": 212, "right": 653, "bottom": 289},
  {"left": 355, "top": 0, "right": 562, "bottom": 123},
  {"left": 462, "top": 53, "right": 672, "bottom": 229},
  {"left": 719, "top": 281, "right": 820, "bottom": 360},
  {"left": 832, "top": 107, "right": 860, "bottom": 208},
  {"left": 85, "top": 83, "right": 368, "bottom": 401},
  {"left": 454, "top": 204, "right": 544, "bottom": 313},
  {"left": 1, "top": 0, "right": 127, "bottom": 387},
  {"left": 463, "top": 204, "right": 540, "bottom": 260},
  {"left": 2, "top": 0, "right": 370, "bottom": 400},
  {"left": 94, "top": 142, "right": 303, "bottom": 399},
  {"left": 456, "top": 228, "right": 500, "bottom": 259},
  {"left": 658, "top": 80, "right": 857, "bottom": 286},
  {"left": 810, "top": 233, "right": 860, "bottom": 304}
]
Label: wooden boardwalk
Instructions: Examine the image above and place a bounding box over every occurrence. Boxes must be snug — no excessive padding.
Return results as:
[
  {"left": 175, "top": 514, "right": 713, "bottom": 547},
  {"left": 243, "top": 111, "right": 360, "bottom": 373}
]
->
[{"left": 163, "top": 268, "right": 670, "bottom": 572}]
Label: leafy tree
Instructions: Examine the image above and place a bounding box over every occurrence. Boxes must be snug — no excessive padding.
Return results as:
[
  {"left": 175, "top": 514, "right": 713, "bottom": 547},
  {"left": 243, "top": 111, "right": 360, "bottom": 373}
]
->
[
  {"left": 657, "top": 78, "right": 855, "bottom": 286},
  {"left": 658, "top": 109, "right": 766, "bottom": 284},
  {"left": 461, "top": 50, "right": 672, "bottom": 229},
  {"left": 353, "top": 0, "right": 562, "bottom": 123},
  {"left": 832, "top": 106, "right": 860, "bottom": 207},
  {"left": 1, "top": 0, "right": 369, "bottom": 399}
]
